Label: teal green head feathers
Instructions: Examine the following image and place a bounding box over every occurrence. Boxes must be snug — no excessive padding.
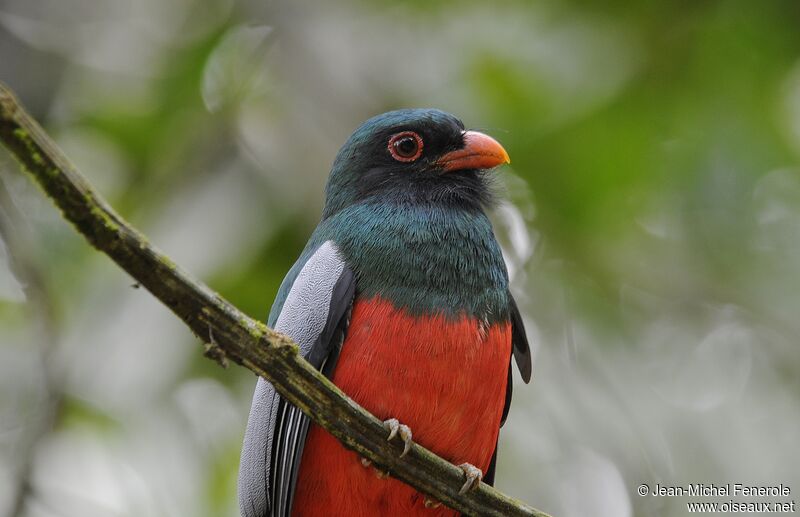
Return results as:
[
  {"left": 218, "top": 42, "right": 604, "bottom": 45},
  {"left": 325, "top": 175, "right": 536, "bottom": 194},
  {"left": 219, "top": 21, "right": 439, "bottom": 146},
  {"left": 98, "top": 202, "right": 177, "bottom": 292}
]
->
[{"left": 322, "top": 109, "right": 510, "bottom": 219}]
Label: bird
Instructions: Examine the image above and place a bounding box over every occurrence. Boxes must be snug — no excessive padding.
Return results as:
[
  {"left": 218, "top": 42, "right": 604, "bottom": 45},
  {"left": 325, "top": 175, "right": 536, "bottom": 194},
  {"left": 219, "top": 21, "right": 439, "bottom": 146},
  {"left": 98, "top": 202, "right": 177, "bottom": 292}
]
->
[{"left": 238, "top": 108, "right": 532, "bottom": 517}]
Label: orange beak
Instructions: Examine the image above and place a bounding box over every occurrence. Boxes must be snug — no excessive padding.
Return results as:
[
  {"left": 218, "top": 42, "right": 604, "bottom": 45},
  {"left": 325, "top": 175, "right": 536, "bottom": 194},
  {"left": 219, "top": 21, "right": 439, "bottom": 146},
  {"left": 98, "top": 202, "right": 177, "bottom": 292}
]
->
[{"left": 436, "top": 130, "right": 510, "bottom": 172}]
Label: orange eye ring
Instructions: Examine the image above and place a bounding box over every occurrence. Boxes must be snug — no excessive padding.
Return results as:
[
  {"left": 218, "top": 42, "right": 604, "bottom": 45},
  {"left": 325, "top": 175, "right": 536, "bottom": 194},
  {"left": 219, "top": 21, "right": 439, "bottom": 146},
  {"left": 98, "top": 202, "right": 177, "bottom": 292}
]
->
[{"left": 388, "top": 131, "right": 424, "bottom": 162}]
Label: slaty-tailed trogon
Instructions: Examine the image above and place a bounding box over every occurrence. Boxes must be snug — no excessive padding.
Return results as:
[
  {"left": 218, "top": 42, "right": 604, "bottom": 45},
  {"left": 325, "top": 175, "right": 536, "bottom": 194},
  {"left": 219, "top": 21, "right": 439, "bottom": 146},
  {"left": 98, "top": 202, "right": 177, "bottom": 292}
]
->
[{"left": 238, "top": 109, "right": 532, "bottom": 516}]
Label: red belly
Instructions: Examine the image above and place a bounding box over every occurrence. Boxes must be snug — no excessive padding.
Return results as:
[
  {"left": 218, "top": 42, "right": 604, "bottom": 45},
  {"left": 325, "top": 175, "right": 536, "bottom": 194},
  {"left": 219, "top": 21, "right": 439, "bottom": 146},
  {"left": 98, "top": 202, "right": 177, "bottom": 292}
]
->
[{"left": 292, "top": 296, "right": 512, "bottom": 517}]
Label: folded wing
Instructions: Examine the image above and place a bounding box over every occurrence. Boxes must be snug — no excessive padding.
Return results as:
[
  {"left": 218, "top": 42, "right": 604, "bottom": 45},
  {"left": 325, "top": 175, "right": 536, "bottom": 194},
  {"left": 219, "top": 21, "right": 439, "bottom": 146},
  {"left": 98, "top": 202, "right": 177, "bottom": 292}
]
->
[{"left": 238, "top": 240, "right": 355, "bottom": 517}]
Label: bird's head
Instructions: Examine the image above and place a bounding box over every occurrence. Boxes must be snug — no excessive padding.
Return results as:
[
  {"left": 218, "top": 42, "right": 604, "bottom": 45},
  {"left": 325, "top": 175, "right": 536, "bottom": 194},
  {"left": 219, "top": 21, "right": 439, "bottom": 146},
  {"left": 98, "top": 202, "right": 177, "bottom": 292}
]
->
[{"left": 322, "top": 109, "right": 510, "bottom": 218}]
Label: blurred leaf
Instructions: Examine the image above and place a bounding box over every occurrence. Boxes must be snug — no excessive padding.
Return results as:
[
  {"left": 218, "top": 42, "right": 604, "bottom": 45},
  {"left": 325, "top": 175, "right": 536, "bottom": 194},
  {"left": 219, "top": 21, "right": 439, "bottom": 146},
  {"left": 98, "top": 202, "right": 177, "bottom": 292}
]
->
[
  {"left": 60, "top": 396, "right": 120, "bottom": 433},
  {"left": 202, "top": 24, "right": 273, "bottom": 113}
]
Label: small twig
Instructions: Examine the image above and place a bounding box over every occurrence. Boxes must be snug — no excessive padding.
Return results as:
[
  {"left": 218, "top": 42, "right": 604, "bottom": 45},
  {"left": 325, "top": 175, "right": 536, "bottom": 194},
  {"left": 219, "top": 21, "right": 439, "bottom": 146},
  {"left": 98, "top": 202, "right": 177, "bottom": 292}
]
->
[
  {"left": 204, "top": 325, "right": 229, "bottom": 368},
  {"left": 0, "top": 82, "right": 551, "bottom": 517}
]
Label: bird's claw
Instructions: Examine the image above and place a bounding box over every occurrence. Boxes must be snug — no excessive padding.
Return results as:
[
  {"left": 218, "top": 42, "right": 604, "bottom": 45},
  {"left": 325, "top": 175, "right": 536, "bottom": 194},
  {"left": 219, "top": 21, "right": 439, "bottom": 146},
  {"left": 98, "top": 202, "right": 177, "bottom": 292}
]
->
[
  {"left": 424, "top": 497, "right": 442, "bottom": 509},
  {"left": 383, "top": 418, "right": 413, "bottom": 458},
  {"left": 457, "top": 463, "right": 483, "bottom": 495},
  {"left": 359, "top": 455, "right": 389, "bottom": 478}
]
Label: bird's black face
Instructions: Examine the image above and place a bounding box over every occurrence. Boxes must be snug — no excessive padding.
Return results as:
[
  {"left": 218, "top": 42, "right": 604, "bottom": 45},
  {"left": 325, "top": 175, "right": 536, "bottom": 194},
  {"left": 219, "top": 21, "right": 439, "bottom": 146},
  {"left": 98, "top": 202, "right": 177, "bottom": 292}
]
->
[{"left": 323, "top": 109, "right": 509, "bottom": 218}]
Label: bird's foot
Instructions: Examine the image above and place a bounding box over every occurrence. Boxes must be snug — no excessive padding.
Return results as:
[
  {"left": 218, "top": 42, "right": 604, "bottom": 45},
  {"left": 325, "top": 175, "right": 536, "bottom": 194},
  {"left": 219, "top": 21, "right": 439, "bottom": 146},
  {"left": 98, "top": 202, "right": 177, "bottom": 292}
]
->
[
  {"left": 457, "top": 463, "right": 483, "bottom": 494},
  {"left": 424, "top": 497, "right": 442, "bottom": 509},
  {"left": 357, "top": 418, "right": 412, "bottom": 479},
  {"left": 383, "top": 418, "right": 413, "bottom": 457}
]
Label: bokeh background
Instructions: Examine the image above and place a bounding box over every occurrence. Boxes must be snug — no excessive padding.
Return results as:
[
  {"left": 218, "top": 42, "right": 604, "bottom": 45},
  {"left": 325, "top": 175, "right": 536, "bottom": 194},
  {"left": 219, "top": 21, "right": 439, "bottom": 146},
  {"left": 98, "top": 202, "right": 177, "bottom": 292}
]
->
[{"left": 2, "top": 1, "right": 800, "bottom": 516}]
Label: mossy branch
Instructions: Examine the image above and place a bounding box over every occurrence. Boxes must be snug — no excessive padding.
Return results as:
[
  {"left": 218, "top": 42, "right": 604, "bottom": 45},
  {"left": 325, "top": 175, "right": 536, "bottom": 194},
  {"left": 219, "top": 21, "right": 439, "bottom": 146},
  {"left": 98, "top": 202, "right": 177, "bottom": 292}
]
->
[{"left": 0, "top": 82, "right": 551, "bottom": 517}]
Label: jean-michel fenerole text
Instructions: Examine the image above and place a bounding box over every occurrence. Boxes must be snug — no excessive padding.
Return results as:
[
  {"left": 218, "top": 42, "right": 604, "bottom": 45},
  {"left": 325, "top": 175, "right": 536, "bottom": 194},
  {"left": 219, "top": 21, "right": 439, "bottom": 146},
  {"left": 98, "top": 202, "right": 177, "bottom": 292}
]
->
[{"left": 651, "top": 484, "right": 791, "bottom": 497}]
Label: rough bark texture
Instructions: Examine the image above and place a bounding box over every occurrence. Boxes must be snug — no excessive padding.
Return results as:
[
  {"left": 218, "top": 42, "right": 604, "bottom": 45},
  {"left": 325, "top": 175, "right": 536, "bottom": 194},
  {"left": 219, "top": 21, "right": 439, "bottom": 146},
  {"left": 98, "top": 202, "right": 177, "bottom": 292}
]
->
[{"left": 0, "top": 82, "right": 551, "bottom": 517}]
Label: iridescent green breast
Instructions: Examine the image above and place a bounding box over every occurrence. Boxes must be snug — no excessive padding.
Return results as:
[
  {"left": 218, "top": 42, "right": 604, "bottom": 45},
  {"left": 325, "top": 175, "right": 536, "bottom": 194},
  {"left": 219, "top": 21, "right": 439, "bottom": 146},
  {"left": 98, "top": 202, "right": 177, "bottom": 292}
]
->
[{"left": 315, "top": 201, "right": 509, "bottom": 323}]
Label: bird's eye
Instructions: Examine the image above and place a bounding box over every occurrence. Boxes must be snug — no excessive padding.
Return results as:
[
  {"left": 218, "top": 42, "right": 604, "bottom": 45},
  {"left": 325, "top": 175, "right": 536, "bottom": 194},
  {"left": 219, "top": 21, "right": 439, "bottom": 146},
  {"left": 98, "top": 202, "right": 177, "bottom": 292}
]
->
[{"left": 388, "top": 131, "right": 423, "bottom": 162}]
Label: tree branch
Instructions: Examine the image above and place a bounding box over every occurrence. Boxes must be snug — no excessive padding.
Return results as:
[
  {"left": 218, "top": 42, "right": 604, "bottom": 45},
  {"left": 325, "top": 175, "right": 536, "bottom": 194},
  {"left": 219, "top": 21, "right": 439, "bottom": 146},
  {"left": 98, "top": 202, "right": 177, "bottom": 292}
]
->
[{"left": 0, "top": 82, "right": 550, "bottom": 517}]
